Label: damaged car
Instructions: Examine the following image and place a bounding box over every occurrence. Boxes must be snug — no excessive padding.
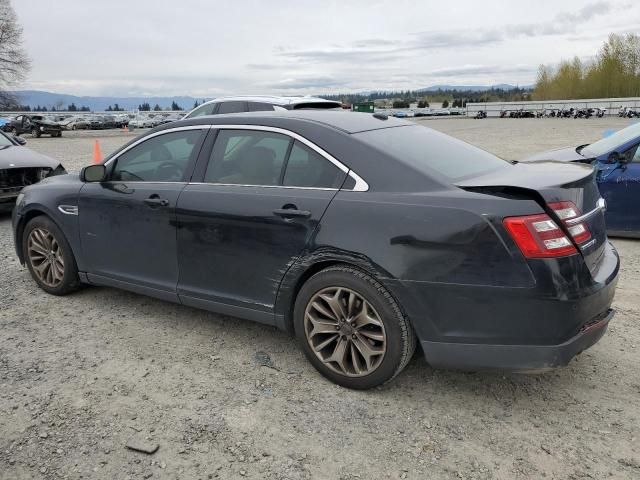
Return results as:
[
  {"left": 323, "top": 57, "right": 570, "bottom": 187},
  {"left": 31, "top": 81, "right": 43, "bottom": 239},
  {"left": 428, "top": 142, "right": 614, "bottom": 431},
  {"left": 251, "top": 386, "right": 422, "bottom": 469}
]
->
[
  {"left": 0, "top": 131, "right": 65, "bottom": 211},
  {"left": 524, "top": 121, "right": 640, "bottom": 237},
  {"left": 12, "top": 111, "right": 618, "bottom": 389},
  {"left": 5, "top": 114, "right": 63, "bottom": 138}
]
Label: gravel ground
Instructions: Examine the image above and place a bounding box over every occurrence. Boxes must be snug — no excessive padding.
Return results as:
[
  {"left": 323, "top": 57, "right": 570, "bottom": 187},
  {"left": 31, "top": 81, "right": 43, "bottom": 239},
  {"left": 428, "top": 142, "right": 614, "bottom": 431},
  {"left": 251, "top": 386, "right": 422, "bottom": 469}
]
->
[{"left": 1, "top": 118, "right": 639, "bottom": 480}]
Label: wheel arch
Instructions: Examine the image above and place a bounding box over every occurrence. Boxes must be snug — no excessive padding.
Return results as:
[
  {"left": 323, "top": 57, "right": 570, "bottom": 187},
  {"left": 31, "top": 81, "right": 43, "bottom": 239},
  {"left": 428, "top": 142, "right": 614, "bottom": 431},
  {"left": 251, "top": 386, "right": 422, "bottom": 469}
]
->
[
  {"left": 275, "top": 251, "right": 406, "bottom": 335},
  {"left": 15, "top": 207, "right": 64, "bottom": 264}
]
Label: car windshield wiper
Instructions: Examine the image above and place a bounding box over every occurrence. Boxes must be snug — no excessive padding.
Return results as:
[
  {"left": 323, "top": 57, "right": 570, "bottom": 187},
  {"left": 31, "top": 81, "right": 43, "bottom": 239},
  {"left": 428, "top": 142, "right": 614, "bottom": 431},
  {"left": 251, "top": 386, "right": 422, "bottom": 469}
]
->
[{"left": 0, "top": 144, "right": 12, "bottom": 150}]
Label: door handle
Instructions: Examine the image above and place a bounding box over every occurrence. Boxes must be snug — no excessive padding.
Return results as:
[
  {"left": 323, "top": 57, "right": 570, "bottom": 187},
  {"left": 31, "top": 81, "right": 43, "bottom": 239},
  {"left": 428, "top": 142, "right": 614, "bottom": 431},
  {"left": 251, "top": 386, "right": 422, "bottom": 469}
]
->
[
  {"left": 273, "top": 208, "right": 311, "bottom": 219},
  {"left": 144, "top": 197, "right": 169, "bottom": 207}
]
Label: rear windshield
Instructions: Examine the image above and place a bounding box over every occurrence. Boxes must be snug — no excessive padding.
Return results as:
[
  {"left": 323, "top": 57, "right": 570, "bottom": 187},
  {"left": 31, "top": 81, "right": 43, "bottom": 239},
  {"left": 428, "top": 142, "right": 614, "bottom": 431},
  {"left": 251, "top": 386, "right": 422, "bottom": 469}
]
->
[
  {"left": 292, "top": 102, "right": 342, "bottom": 110},
  {"left": 355, "top": 125, "right": 511, "bottom": 181}
]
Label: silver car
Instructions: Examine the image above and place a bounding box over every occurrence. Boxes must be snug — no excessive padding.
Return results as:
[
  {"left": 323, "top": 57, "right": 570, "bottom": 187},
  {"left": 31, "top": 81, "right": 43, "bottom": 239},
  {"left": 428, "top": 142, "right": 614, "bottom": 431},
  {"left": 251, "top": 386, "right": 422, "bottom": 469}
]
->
[{"left": 183, "top": 95, "right": 343, "bottom": 119}]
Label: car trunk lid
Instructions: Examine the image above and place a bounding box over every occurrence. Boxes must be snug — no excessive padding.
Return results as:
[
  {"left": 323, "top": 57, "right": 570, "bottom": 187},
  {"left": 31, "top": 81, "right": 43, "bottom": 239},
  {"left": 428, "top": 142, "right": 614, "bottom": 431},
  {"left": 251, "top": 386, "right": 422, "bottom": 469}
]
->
[{"left": 456, "top": 161, "right": 607, "bottom": 273}]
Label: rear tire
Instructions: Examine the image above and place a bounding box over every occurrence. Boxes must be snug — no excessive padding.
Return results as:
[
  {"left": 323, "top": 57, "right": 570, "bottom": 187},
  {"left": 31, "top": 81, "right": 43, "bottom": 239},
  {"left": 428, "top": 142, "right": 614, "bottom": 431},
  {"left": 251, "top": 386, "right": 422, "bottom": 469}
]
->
[
  {"left": 31, "top": 127, "right": 41, "bottom": 138},
  {"left": 22, "top": 216, "right": 80, "bottom": 296},
  {"left": 294, "top": 265, "right": 416, "bottom": 389}
]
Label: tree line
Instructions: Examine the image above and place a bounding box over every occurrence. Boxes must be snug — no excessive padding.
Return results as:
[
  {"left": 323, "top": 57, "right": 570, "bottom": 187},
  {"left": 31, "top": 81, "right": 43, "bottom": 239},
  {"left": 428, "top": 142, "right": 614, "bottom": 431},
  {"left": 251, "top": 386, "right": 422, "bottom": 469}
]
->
[{"left": 533, "top": 33, "right": 640, "bottom": 100}]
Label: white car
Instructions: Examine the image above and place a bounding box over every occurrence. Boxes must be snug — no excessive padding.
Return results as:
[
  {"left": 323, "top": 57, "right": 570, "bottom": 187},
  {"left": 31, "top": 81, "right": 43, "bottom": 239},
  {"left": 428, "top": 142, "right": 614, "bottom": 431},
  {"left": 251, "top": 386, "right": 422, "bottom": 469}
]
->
[
  {"left": 129, "top": 117, "right": 153, "bottom": 129},
  {"left": 183, "top": 95, "right": 342, "bottom": 119}
]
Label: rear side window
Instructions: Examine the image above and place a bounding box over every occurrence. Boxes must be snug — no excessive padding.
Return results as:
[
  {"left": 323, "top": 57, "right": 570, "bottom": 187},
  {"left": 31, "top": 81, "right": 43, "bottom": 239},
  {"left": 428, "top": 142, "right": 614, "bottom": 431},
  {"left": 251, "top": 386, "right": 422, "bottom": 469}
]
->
[
  {"left": 248, "top": 102, "right": 275, "bottom": 112},
  {"left": 355, "top": 125, "right": 510, "bottom": 181},
  {"left": 186, "top": 103, "right": 216, "bottom": 118},
  {"left": 218, "top": 101, "right": 247, "bottom": 114},
  {"left": 283, "top": 141, "right": 345, "bottom": 188},
  {"left": 204, "top": 130, "right": 290, "bottom": 185}
]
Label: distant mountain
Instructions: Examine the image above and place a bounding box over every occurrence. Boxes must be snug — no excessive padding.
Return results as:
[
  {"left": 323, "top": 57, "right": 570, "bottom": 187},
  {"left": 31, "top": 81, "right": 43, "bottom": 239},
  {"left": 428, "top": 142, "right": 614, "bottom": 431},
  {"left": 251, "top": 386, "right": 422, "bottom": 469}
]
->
[
  {"left": 417, "top": 84, "right": 529, "bottom": 92},
  {"left": 10, "top": 90, "right": 210, "bottom": 111}
]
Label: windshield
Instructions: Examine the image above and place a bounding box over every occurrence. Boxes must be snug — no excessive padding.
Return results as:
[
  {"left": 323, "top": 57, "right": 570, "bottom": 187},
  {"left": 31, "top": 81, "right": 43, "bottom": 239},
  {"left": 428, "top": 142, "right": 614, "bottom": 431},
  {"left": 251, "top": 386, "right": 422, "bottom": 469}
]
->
[
  {"left": 0, "top": 132, "right": 14, "bottom": 147},
  {"left": 582, "top": 122, "right": 640, "bottom": 158},
  {"left": 355, "top": 125, "right": 511, "bottom": 182}
]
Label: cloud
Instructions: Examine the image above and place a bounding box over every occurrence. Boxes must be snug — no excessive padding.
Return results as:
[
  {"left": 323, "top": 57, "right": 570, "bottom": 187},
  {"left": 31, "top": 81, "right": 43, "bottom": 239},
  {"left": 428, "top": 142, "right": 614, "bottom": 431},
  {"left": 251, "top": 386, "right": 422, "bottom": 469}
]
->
[
  {"left": 279, "top": 1, "right": 616, "bottom": 64},
  {"left": 428, "top": 64, "right": 538, "bottom": 77},
  {"left": 268, "top": 77, "right": 347, "bottom": 90}
]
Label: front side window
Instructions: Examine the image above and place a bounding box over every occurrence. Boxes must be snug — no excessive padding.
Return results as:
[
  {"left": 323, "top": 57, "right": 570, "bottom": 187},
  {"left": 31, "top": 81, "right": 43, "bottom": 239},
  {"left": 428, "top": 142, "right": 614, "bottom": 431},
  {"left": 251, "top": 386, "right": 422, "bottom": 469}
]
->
[
  {"left": 283, "top": 141, "right": 345, "bottom": 188},
  {"left": 111, "top": 130, "right": 203, "bottom": 182},
  {"left": 204, "top": 130, "right": 290, "bottom": 185}
]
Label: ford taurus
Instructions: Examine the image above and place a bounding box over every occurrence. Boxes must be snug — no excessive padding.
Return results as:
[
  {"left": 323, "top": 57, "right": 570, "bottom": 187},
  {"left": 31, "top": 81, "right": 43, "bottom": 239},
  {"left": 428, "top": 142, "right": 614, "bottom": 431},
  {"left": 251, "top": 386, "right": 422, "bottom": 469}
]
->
[{"left": 12, "top": 111, "right": 619, "bottom": 389}]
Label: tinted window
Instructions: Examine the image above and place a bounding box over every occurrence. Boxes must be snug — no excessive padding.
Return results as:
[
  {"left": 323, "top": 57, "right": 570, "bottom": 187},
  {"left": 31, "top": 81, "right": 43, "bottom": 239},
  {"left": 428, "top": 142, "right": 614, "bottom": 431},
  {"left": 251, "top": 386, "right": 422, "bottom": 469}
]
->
[
  {"left": 283, "top": 141, "right": 345, "bottom": 188},
  {"left": 218, "top": 101, "right": 247, "bottom": 114},
  {"left": 112, "top": 130, "right": 202, "bottom": 182},
  {"left": 248, "top": 102, "right": 275, "bottom": 112},
  {"left": 204, "top": 130, "right": 291, "bottom": 185},
  {"left": 355, "top": 125, "right": 510, "bottom": 181},
  {"left": 186, "top": 103, "right": 216, "bottom": 118}
]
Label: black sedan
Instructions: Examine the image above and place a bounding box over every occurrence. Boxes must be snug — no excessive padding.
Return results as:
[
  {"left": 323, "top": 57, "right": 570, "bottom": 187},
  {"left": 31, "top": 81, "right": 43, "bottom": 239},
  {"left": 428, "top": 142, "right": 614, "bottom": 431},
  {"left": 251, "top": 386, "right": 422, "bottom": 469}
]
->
[
  {"left": 11, "top": 111, "right": 619, "bottom": 389},
  {"left": 0, "top": 131, "right": 65, "bottom": 211}
]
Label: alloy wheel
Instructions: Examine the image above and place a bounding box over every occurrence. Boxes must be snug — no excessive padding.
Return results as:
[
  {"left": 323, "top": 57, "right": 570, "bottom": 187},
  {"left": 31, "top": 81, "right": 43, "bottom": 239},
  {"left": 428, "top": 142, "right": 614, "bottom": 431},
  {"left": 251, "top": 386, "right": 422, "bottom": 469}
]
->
[
  {"left": 304, "top": 287, "right": 386, "bottom": 377},
  {"left": 27, "top": 228, "right": 65, "bottom": 287}
]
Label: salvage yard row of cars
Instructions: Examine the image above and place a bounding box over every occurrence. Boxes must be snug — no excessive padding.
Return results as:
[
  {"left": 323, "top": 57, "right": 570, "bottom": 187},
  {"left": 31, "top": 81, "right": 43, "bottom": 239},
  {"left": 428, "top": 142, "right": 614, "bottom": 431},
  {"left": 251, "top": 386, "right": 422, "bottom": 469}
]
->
[
  {"left": 6, "top": 108, "right": 635, "bottom": 389},
  {"left": 0, "top": 112, "right": 185, "bottom": 137}
]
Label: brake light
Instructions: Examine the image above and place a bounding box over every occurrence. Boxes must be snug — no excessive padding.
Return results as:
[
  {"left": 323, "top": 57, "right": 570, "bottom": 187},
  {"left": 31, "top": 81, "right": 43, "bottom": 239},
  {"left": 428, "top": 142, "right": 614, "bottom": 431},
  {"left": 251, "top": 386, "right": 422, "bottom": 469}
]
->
[
  {"left": 548, "top": 201, "right": 591, "bottom": 243},
  {"left": 503, "top": 214, "right": 577, "bottom": 258}
]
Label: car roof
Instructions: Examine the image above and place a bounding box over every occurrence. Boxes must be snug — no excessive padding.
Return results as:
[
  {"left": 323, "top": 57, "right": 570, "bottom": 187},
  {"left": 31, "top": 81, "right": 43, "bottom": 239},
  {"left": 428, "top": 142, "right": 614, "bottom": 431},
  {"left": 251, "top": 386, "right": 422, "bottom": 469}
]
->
[
  {"left": 162, "top": 110, "right": 412, "bottom": 134},
  {"left": 195, "top": 95, "right": 341, "bottom": 107}
]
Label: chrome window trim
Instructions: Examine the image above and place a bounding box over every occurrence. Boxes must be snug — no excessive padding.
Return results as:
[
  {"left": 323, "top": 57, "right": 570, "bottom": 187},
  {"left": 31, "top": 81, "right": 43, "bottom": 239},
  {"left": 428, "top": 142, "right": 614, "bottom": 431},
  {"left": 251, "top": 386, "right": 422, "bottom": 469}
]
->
[
  {"left": 187, "top": 182, "right": 338, "bottom": 191},
  {"left": 566, "top": 198, "right": 606, "bottom": 226},
  {"left": 103, "top": 124, "right": 369, "bottom": 192},
  {"left": 207, "top": 124, "right": 369, "bottom": 192}
]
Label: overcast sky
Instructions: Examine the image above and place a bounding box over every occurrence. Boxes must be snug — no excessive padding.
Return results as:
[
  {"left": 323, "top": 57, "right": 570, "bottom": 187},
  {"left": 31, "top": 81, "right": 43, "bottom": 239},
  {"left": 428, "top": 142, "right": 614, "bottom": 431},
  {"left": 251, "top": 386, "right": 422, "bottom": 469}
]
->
[{"left": 13, "top": 0, "right": 640, "bottom": 97}]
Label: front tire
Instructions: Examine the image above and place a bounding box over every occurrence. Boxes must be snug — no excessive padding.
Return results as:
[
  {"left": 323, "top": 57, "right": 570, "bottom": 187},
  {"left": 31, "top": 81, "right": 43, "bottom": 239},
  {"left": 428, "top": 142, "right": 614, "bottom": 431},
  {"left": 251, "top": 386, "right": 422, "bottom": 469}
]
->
[
  {"left": 294, "top": 265, "right": 416, "bottom": 389},
  {"left": 31, "top": 127, "right": 41, "bottom": 138},
  {"left": 22, "top": 216, "right": 80, "bottom": 295}
]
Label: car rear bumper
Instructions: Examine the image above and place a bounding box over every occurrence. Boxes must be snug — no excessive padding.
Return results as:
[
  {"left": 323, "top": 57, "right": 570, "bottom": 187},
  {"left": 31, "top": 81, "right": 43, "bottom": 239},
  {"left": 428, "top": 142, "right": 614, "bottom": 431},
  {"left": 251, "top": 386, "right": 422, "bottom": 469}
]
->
[
  {"left": 421, "top": 308, "right": 613, "bottom": 371},
  {"left": 387, "top": 240, "right": 619, "bottom": 371}
]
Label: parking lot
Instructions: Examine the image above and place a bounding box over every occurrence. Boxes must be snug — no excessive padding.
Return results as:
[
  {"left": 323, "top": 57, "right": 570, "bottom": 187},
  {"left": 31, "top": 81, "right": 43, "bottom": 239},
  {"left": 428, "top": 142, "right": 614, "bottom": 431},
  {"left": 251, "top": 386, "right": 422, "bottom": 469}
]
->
[{"left": 1, "top": 117, "right": 639, "bottom": 479}]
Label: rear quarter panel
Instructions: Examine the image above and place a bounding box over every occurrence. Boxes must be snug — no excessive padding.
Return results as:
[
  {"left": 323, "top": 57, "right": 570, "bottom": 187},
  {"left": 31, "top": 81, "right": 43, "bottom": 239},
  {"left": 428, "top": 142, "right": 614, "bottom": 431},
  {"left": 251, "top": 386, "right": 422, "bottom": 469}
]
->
[{"left": 276, "top": 189, "right": 544, "bottom": 341}]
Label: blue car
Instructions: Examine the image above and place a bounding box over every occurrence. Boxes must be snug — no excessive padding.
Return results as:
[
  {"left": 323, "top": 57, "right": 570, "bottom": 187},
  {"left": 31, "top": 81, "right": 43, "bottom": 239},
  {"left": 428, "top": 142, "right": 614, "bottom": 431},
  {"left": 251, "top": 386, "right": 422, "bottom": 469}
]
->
[{"left": 525, "top": 122, "right": 640, "bottom": 238}]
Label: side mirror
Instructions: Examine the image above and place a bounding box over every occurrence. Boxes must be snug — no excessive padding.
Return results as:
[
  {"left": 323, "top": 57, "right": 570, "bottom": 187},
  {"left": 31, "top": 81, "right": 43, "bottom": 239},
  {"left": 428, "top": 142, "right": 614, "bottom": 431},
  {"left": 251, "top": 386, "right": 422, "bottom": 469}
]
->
[
  {"left": 80, "top": 164, "right": 107, "bottom": 182},
  {"left": 13, "top": 135, "right": 26, "bottom": 146},
  {"left": 606, "top": 151, "right": 621, "bottom": 164}
]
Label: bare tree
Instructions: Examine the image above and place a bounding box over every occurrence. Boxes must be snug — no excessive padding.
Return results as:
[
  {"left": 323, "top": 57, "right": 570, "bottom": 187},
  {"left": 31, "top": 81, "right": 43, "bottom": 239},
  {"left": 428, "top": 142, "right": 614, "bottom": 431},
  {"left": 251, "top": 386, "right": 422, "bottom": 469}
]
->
[{"left": 0, "top": 0, "right": 30, "bottom": 107}]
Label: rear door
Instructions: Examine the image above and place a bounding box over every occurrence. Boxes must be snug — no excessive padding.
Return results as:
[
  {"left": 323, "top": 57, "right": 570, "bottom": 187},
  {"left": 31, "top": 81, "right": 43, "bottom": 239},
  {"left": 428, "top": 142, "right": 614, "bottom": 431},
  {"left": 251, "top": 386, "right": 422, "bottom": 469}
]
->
[
  {"left": 597, "top": 143, "right": 640, "bottom": 235},
  {"left": 78, "top": 127, "right": 207, "bottom": 298},
  {"left": 176, "top": 126, "right": 348, "bottom": 321}
]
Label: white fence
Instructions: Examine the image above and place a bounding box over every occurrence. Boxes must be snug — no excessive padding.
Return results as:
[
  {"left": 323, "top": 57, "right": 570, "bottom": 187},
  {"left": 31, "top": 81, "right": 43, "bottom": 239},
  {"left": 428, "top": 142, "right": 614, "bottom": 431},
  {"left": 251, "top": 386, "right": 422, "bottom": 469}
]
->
[{"left": 466, "top": 97, "right": 640, "bottom": 117}]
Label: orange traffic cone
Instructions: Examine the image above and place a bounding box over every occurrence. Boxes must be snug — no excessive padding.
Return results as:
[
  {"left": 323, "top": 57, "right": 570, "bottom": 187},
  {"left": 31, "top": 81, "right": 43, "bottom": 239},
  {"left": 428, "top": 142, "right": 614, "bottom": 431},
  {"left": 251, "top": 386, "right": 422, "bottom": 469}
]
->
[{"left": 93, "top": 139, "right": 103, "bottom": 164}]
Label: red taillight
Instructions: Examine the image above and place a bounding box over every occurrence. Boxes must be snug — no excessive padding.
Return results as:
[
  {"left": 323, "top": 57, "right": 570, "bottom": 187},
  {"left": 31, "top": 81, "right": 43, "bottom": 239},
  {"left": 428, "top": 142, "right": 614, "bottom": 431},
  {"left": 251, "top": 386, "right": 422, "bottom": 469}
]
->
[
  {"left": 548, "top": 201, "right": 591, "bottom": 244},
  {"left": 503, "top": 214, "right": 577, "bottom": 258}
]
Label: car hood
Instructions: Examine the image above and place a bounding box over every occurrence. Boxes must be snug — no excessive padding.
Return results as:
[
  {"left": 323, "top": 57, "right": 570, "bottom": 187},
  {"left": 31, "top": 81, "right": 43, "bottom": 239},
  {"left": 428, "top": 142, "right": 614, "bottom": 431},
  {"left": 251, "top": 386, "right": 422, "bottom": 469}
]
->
[
  {"left": 521, "top": 146, "right": 591, "bottom": 163},
  {"left": 0, "top": 146, "right": 61, "bottom": 169}
]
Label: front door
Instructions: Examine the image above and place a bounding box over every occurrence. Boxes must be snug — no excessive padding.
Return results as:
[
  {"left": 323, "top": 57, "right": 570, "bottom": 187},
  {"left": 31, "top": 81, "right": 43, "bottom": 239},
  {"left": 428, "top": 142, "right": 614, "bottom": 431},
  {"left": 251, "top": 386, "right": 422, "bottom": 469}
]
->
[
  {"left": 176, "top": 127, "right": 348, "bottom": 322},
  {"left": 598, "top": 142, "right": 640, "bottom": 235},
  {"left": 78, "top": 128, "right": 207, "bottom": 298}
]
